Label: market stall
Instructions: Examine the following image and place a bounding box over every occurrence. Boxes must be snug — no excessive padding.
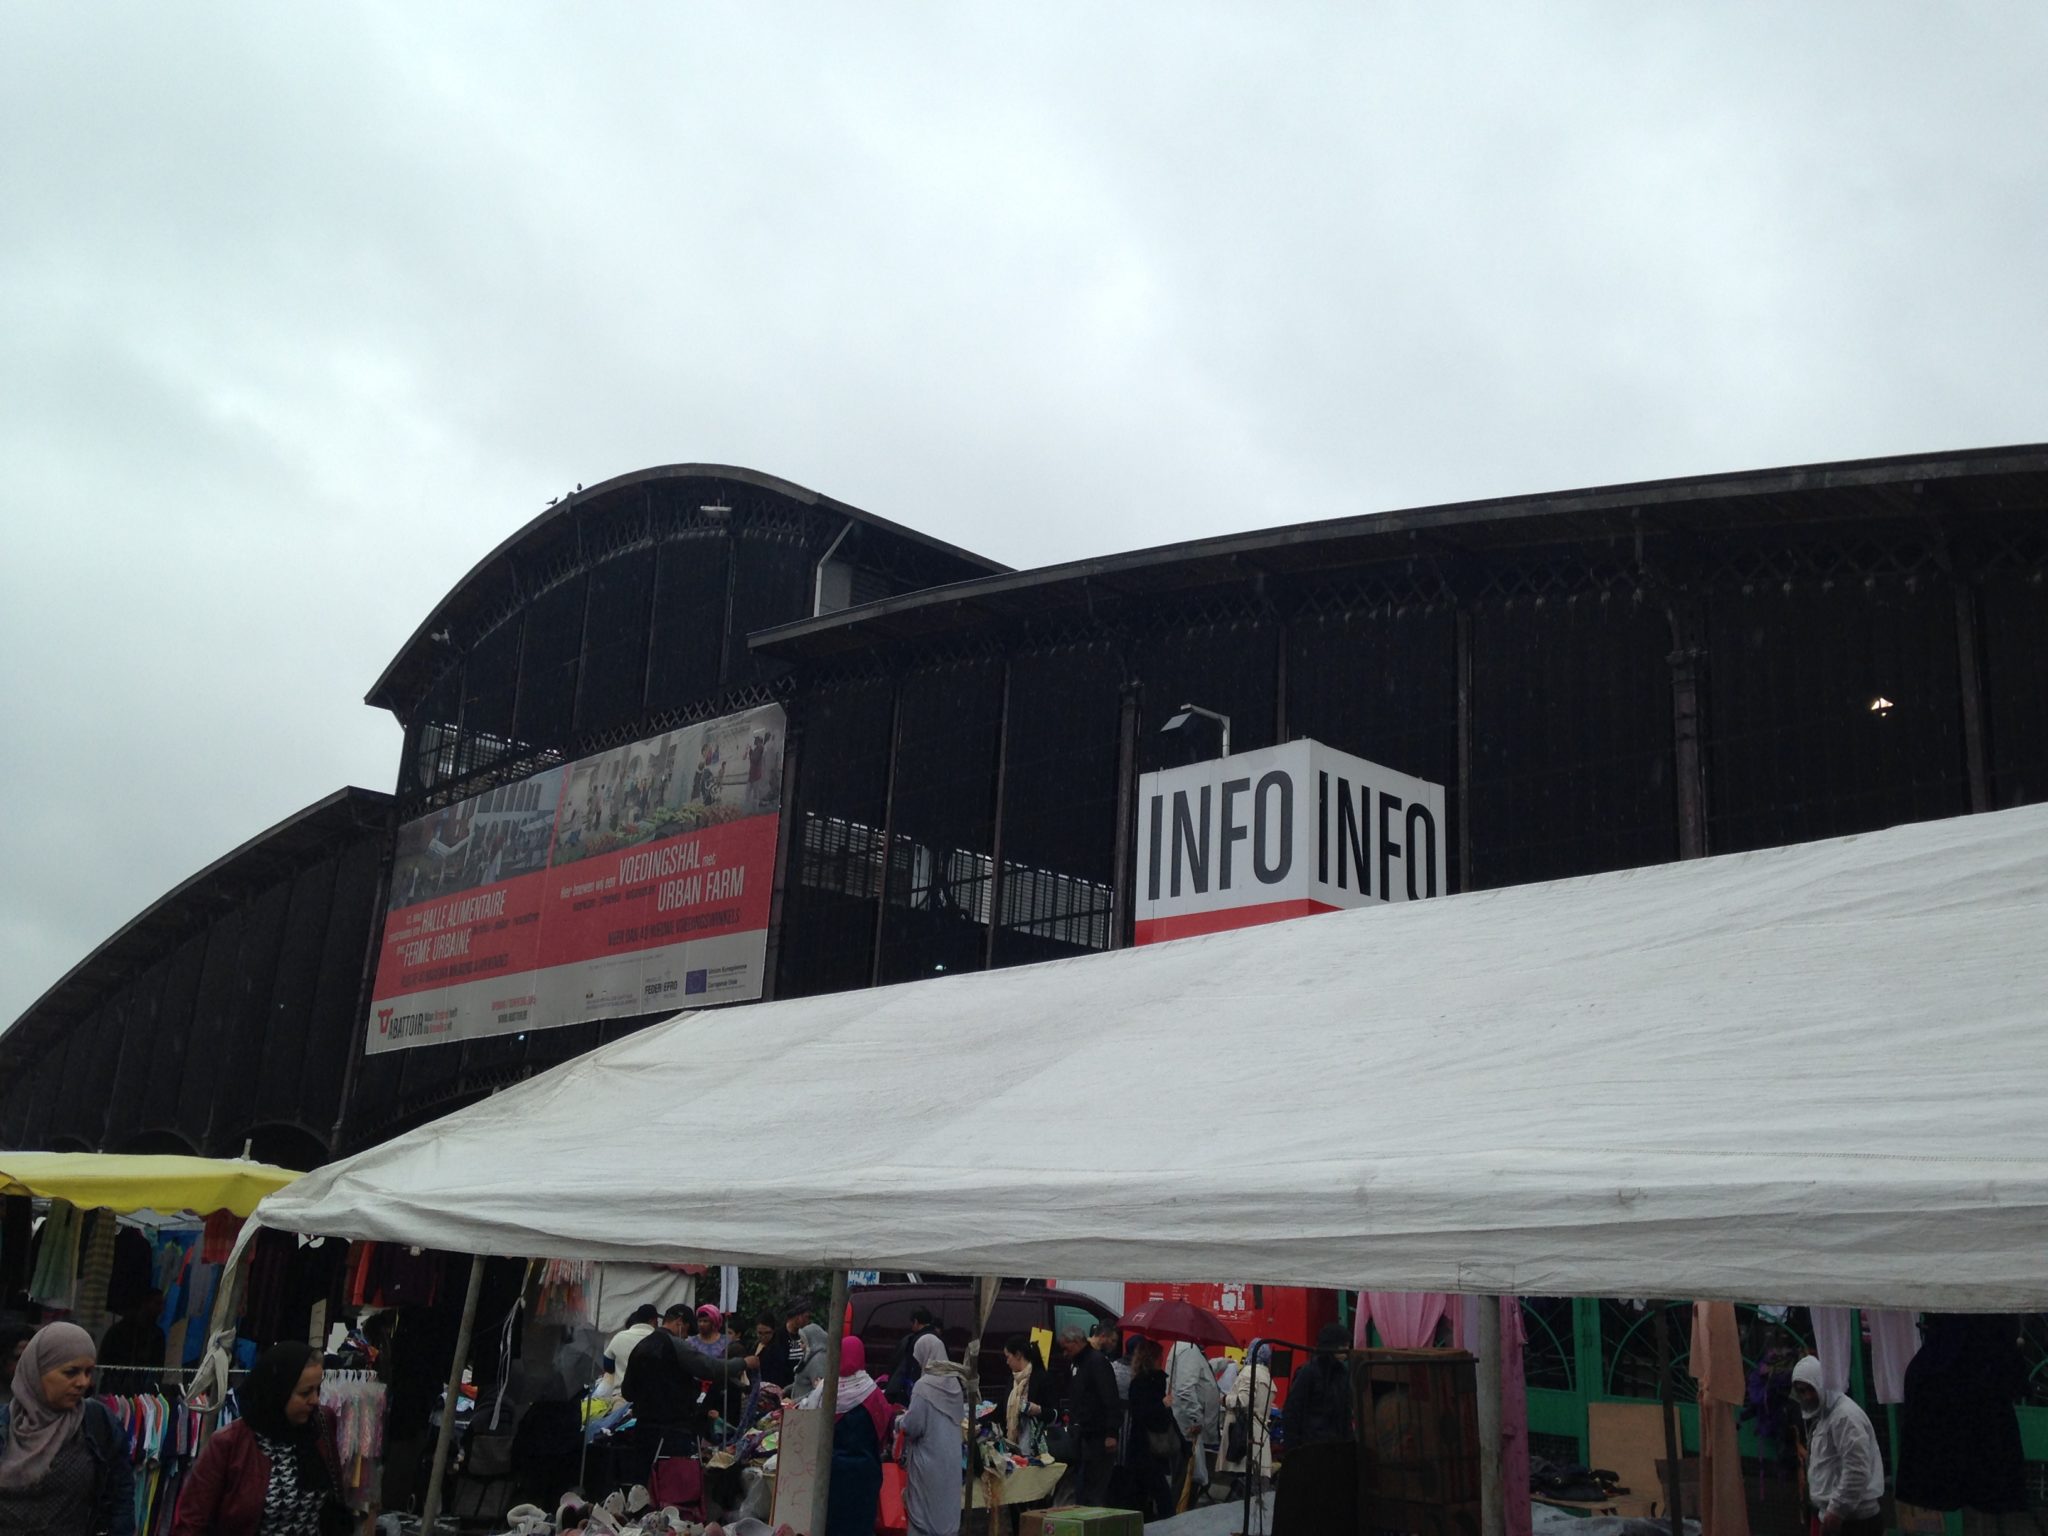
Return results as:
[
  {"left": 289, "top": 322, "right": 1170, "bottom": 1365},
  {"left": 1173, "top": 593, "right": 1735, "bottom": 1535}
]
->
[
  {"left": 255, "top": 803, "right": 2048, "bottom": 1308},
  {"left": 0, "top": 1152, "right": 312, "bottom": 1535},
  {"left": 241, "top": 803, "right": 2048, "bottom": 1529}
]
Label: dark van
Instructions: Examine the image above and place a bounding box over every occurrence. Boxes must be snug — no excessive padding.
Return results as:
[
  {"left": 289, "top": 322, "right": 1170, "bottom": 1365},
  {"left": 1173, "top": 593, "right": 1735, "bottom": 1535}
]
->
[{"left": 849, "top": 1281, "right": 1119, "bottom": 1404}]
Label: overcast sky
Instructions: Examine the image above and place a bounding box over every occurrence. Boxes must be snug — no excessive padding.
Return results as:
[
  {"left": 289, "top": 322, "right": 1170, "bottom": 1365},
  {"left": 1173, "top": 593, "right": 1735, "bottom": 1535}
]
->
[{"left": 2, "top": 3, "right": 2044, "bottom": 1033}]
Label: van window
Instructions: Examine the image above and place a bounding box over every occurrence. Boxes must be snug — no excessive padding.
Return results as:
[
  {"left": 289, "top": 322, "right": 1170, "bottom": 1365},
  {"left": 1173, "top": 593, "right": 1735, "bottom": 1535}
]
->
[
  {"left": 987, "top": 1297, "right": 1038, "bottom": 1346},
  {"left": 1053, "top": 1303, "right": 1100, "bottom": 1341}
]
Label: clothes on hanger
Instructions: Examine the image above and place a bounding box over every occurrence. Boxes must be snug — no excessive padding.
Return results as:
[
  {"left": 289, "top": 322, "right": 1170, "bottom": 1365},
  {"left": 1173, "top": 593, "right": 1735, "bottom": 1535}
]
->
[
  {"left": 321, "top": 1367, "right": 390, "bottom": 1512},
  {"left": 28, "top": 1198, "right": 85, "bottom": 1305},
  {"left": 1809, "top": 1306, "right": 1854, "bottom": 1397},
  {"left": 1866, "top": 1310, "right": 1921, "bottom": 1406}
]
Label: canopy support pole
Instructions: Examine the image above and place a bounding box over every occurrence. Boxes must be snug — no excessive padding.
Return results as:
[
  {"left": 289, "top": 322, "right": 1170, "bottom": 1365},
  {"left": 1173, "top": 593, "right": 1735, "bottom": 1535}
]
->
[
  {"left": 1478, "top": 1296, "right": 1505, "bottom": 1536},
  {"left": 421, "top": 1253, "right": 487, "bottom": 1536},
  {"left": 808, "top": 1270, "right": 850, "bottom": 1536},
  {"left": 964, "top": 1276, "right": 1001, "bottom": 1523},
  {"left": 578, "top": 1264, "right": 605, "bottom": 1497},
  {"left": 1655, "top": 1302, "right": 1685, "bottom": 1536}
]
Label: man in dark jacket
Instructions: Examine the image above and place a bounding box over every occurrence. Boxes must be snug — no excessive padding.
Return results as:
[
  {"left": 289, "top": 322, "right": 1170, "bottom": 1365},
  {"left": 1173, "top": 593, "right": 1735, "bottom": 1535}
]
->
[
  {"left": 621, "top": 1305, "right": 758, "bottom": 1481},
  {"left": 1059, "top": 1323, "right": 1121, "bottom": 1506},
  {"left": 885, "top": 1305, "right": 940, "bottom": 1406},
  {"left": 1285, "top": 1323, "right": 1355, "bottom": 1447}
]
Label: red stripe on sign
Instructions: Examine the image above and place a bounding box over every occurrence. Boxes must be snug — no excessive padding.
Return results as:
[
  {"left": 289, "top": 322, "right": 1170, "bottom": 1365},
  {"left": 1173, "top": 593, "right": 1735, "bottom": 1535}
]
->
[{"left": 1135, "top": 898, "right": 1339, "bottom": 944}]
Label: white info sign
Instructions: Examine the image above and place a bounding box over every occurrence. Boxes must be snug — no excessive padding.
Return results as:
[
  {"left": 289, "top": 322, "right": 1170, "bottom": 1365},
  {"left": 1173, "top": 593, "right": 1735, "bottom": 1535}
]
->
[{"left": 1134, "top": 738, "right": 1447, "bottom": 944}]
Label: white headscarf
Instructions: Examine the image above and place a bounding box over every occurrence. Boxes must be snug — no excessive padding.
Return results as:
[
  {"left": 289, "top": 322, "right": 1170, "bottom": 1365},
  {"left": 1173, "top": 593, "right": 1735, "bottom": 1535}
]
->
[{"left": 910, "top": 1332, "right": 973, "bottom": 1419}]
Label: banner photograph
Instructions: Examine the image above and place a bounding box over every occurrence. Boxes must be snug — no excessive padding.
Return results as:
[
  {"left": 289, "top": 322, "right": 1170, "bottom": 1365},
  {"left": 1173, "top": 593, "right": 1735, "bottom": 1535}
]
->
[{"left": 367, "top": 702, "right": 785, "bottom": 1052}]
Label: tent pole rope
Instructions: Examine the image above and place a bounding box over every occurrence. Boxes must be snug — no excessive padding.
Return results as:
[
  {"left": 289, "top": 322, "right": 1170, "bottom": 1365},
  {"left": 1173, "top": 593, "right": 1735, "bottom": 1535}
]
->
[
  {"left": 808, "top": 1269, "right": 849, "bottom": 1536},
  {"left": 421, "top": 1253, "right": 487, "bottom": 1535}
]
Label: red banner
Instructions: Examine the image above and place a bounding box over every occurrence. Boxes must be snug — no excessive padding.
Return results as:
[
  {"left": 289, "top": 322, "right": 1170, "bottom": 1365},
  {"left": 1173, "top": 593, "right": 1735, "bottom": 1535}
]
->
[{"left": 368, "top": 703, "right": 785, "bottom": 1052}]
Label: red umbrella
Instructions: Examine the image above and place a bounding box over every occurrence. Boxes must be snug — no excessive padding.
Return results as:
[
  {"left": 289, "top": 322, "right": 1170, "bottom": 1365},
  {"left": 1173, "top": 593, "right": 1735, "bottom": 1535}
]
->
[{"left": 1117, "top": 1297, "right": 1238, "bottom": 1350}]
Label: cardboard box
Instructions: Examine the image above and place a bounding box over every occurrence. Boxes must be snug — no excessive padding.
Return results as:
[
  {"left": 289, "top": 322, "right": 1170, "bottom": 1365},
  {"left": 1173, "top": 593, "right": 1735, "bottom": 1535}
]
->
[{"left": 1019, "top": 1507, "right": 1144, "bottom": 1536}]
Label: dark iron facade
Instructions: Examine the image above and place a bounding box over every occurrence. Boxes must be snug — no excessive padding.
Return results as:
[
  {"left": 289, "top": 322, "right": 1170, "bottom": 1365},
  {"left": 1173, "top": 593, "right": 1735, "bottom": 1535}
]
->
[{"left": 4, "top": 450, "right": 2044, "bottom": 1162}]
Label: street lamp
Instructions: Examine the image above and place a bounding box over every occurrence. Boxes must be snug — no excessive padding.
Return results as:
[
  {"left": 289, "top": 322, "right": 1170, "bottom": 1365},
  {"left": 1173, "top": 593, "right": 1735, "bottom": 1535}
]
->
[{"left": 1161, "top": 702, "right": 1232, "bottom": 759}]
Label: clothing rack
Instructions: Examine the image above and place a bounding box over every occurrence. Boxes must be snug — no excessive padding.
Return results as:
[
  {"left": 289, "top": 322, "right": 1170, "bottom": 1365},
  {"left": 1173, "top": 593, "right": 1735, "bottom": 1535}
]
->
[{"left": 95, "top": 1376, "right": 241, "bottom": 1536}]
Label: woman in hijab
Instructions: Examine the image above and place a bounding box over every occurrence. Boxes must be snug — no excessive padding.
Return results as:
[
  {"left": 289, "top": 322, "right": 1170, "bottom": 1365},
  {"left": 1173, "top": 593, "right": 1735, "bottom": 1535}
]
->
[
  {"left": 0, "top": 1320, "right": 133, "bottom": 1534},
  {"left": 900, "top": 1331, "right": 973, "bottom": 1536},
  {"left": 683, "top": 1303, "right": 729, "bottom": 1359},
  {"left": 800, "top": 1335, "right": 894, "bottom": 1536},
  {"left": 173, "top": 1340, "right": 343, "bottom": 1536}
]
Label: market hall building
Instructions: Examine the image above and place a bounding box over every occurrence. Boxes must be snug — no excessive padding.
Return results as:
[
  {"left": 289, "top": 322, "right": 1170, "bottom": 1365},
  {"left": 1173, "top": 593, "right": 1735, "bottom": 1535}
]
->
[{"left": 4, "top": 450, "right": 2046, "bottom": 1470}]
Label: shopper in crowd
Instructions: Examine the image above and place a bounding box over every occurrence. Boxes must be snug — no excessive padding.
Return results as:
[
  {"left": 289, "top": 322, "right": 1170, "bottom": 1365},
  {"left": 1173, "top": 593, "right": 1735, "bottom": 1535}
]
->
[
  {"left": 1057, "top": 1323, "right": 1121, "bottom": 1507},
  {"left": 172, "top": 1340, "right": 338, "bottom": 1536},
  {"left": 97, "top": 1290, "right": 166, "bottom": 1371},
  {"left": 1, "top": 1321, "right": 133, "bottom": 1535},
  {"left": 1125, "top": 1337, "right": 1179, "bottom": 1520},
  {"left": 761, "top": 1302, "right": 806, "bottom": 1400},
  {"left": 1217, "top": 1340, "right": 1275, "bottom": 1494},
  {"left": 1168, "top": 1338, "right": 1223, "bottom": 1499},
  {"left": 597, "top": 1303, "right": 662, "bottom": 1402},
  {"left": 900, "top": 1333, "right": 973, "bottom": 1536},
  {"left": 806, "top": 1336, "right": 894, "bottom": 1536},
  {"left": 1274, "top": 1323, "right": 1358, "bottom": 1535},
  {"left": 885, "top": 1305, "right": 941, "bottom": 1406},
  {"left": 684, "top": 1303, "right": 728, "bottom": 1359},
  {"left": 1092, "top": 1319, "right": 1130, "bottom": 1400},
  {"left": 683, "top": 1303, "right": 745, "bottom": 1423},
  {"left": 622, "top": 1305, "right": 758, "bottom": 1475},
  {"left": 1, "top": 1324, "right": 30, "bottom": 1384},
  {"left": 1285, "top": 1324, "right": 1353, "bottom": 1448},
  {"left": 1792, "top": 1355, "right": 1886, "bottom": 1536},
  {"left": 1000, "top": 1334, "right": 1054, "bottom": 1452},
  {"left": 784, "top": 1299, "right": 831, "bottom": 1402}
]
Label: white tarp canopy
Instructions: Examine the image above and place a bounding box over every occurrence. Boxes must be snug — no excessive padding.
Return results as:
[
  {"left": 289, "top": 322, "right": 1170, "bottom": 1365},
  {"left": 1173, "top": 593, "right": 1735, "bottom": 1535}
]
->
[{"left": 259, "top": 804, "right": 2048, "bottom": 1310}]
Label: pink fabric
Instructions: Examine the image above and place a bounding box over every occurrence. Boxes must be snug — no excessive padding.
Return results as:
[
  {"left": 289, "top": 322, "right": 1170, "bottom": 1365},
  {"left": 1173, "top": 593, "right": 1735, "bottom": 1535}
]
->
[
  {"left": 1357, "top": 1292, "right": 1449, "bottom": 1349},
  {"left": 1453, "top": 1297, "right": 1533, "bottom": 1536}
]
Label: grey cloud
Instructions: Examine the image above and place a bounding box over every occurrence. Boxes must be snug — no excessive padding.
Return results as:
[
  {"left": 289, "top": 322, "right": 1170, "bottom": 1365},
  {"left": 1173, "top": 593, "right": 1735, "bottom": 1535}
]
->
[{"left": 2, "top": 0, "right": 2044, "bottom": 1026}]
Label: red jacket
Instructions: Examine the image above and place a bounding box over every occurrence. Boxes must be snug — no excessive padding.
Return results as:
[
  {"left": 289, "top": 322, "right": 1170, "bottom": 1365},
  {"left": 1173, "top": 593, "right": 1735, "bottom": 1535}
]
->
[{"left": 171, "top": 1412, "right": 343, "bottom": 1536}]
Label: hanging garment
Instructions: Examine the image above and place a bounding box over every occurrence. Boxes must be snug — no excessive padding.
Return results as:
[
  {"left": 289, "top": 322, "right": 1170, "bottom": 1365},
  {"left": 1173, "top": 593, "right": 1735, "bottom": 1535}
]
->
[
  {"left": 1690, "top": 1302, "right": 1752, "bottom": 1536},
  {"left": 1809, "top": 1307, "right": 1853, "bottom": 1396},
  {"left": 28, "top": 1199, "right": 85, "bottom": 1305},
  {"left": 199, "top": 1210, "right": 242, "bottom": 1265},
  {"left": 1894, "top": 1314, "right": 2027, "bottom": 1513},
  {"left": 1866, "top": 1311, "right": 1920, "bottom": 1406},
  {"left": 1450, "top": 1297, "right": 1532, "bottom": 1536}
]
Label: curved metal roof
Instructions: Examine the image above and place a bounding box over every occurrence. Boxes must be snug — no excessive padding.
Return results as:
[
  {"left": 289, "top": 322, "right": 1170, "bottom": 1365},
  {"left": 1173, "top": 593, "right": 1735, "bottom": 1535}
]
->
[
  {"left": 750, "top": 443, "right": 2048, "bottom": 659},
  {"left": 0, "top": 786, "right": 394, "bottom": 1070},
  {"left": 366, "top": 464, "right": 1005, "bottom": 716}
]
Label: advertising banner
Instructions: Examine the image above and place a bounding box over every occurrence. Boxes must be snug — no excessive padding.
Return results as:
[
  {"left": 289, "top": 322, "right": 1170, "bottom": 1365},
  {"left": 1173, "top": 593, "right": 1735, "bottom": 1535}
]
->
[
  {"left": 1133, "top": 737, "right": 1447, "bottom": 944},
  {"left": 367, "top": 702, "right": 785, "bottom": 1052}
]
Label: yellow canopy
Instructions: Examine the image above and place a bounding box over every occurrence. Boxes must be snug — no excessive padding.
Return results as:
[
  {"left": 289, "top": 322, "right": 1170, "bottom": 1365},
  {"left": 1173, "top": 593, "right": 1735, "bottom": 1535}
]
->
[{"left": 0, "top": 1152, "right": 302, "bottom": 1218}]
